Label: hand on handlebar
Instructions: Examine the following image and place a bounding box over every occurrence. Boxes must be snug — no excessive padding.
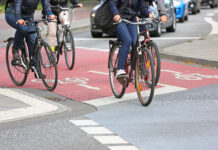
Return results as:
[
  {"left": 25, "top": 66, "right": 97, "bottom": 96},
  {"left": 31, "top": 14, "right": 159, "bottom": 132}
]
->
[
  {"left": 49, "top": 14, "right": 56, "bottom": 20},
  {"left": 77, "top": 3, "right": 83, "bottom": 8},
  {"left": 160, "top": 15, "right": 168, "bottom": 23},
  {"left": 113, "top": 15, "right": 121, "bottom": 22},
  {"left": 17, "top": 19, "right": 26, "bottom": 26}
]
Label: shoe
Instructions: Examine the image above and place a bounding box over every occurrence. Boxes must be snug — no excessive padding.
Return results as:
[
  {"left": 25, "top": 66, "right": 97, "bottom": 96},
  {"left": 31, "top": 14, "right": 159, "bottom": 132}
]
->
[
  {"left": 116, "top": 69, "right": 126, "bottom": 78},
  {"left": 12, "top": 47, "right": 21, "bottom": 63},
  {"left": 34, "top": 71, "right": 46, "bottom": 79}
]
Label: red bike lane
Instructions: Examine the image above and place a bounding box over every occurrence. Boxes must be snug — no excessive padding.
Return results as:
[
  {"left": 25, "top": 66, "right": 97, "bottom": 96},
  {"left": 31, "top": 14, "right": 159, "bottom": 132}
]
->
[{"left": 1, "top": 47, "right": 218, "bottom": 102}]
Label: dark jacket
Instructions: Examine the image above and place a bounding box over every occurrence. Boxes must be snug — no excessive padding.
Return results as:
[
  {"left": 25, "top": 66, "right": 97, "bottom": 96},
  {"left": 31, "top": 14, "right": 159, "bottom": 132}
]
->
[
  {"left": 109, "top": 0, "right": 150, "bottom": 21},
  {"left": 50, "top": 0, "right": 78, "bottom": 6},
  {"left": 12, "top": 0, "right": 52, "bottom": 20}
]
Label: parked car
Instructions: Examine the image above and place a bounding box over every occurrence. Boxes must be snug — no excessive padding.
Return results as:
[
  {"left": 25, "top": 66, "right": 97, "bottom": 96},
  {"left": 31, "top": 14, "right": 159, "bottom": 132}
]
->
[
  {"left": 201, "top": 0, "right": 218, "bottom": 8},
  {"left": 189, "top": 0, "right": 201, "bottom": 14},
  {"left": 148, "top": 0, "right": 176, "bottom": 37},
  {"left": 90, "top": 0, "right": 106, "bottom": 38},
  {"left": 173, "top": 0, "right": 189, "bottom": 22}
]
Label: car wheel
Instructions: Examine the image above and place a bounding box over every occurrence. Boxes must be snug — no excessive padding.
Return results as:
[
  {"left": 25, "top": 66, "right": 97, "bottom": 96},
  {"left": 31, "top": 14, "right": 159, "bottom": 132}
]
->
[
  {"left": 152, "top": 22, "right": 161, "bottom": 37},
  {"left": 166, "top": 12, "right": 176, "bottom": 32},
  {"left": 91, "top": 32, "right": 103, "bottom": 38},
  {"left": 185, "top": 15, "right": 188, "bottom": 21},
  {"left": 192, "top": 7, "right": 197, "bottom": 14},
  {"left": 179, "top": 15, "right": 185, "bottom": 23}
]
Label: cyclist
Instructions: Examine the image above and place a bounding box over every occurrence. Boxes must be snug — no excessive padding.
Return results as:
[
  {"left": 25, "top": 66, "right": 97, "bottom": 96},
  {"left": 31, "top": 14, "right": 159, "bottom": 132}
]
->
[
  {"left": 109, "top": 0, "right": 152, "bottom": 78},
  {"left": 154, "top": 0, "right": 168, "bottom": 22},
  {"left": 45, "top": 0, "right": 83, "bottom": 51},
  {"left": 5, "top": 0, "right": 55, "bottom": 78}
]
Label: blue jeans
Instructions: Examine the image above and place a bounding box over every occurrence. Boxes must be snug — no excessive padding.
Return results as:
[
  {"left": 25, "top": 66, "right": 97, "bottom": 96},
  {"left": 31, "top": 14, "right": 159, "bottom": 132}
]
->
[
  {"left": 5, "top": 6, "right": 37, "bottom": 67},
  {"left": 116, "top": 22, "right": 137, "bottom": 70}
]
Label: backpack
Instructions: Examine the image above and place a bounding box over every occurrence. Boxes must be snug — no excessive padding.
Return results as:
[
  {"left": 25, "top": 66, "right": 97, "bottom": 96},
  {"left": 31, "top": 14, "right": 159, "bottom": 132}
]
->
[{"left": 94, "top": 0, "right": 129, "bottom": 36}]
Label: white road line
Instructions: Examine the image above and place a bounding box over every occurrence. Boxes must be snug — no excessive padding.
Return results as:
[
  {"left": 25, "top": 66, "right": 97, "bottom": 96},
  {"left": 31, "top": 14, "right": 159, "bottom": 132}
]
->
[
  {"left": 75, "top": 37, "right": 201, "bottom": 41},
  {"left": 0, "top": 88, "right": 58, "bottom": 123},
  {"left": 108, "top": 146, "right": 139, "bottom": 150},
  {"left": 77, "top": 46, "right": 108, "bottom": 52},
  {"left": 206, "top": 13, "right": 214, "bottom": 17},
  {"left": 88, "top": 70, "right": 109, "bottom": 75},
  {"left": 70, "top": 119, "right": 99, "bottom": 126},
  {"left": 204, "top": 17, "right": 218, "bottom": 35},
  {"left": 81, "top": 127, "right": 113, "bottom": 134},
  {"left": 84, "top": 83, "right": 186, "bottom": 107},
  {"left": 93, "top": 136, "right": 129, "bottom": 144}
]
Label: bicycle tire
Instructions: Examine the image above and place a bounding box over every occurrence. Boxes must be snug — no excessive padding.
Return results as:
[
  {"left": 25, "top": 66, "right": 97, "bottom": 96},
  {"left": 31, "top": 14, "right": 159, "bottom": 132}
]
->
[
  {"left": 135, "top": 48, "right": 155, "bottom": 106},
  {"left": 64, "top": 28, "right": 75, "bottom": 70},
  {"left": 147, "top": 41, "right": 161, "bottom": 86},
  {"left": 38, "top": 40, "right": 58, "bottom": 91},
  {"left": 6, "top": 38, "right": 29, "bottom": 86},
  {"left": 108, "top": 44, "right": 126, "bottom": 98}
]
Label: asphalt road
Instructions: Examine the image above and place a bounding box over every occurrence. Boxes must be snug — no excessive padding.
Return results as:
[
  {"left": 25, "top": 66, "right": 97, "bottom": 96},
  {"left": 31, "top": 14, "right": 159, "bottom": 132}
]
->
[{"left": 1, "top": 7, "right": 218, "bottom": 150}]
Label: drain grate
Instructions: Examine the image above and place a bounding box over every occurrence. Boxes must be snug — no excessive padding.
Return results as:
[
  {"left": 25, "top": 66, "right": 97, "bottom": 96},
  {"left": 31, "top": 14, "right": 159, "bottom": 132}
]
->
[{"left": 44, "top": 96, "right": 66, "bottom": 102}]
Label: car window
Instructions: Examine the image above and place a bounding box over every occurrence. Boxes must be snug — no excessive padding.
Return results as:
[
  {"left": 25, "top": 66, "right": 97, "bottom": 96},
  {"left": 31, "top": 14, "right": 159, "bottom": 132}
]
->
[{"left": 165, "top": 0, "right": 170, "bottom": 4}]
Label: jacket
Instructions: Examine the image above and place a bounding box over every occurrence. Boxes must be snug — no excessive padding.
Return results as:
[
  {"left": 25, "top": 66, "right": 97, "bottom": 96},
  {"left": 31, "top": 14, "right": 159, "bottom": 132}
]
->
[
  {"left": 50, "top": 0, "right": 78, "bottom": 6},
  {"left": 154, "top": 0, "right": 167, "bottom": 16},
  {"left": 12, "top": 0, "right": 52, "bottom": 20},
  {"left": 109, "top": 0, "right": 150, "bottom": 21}
]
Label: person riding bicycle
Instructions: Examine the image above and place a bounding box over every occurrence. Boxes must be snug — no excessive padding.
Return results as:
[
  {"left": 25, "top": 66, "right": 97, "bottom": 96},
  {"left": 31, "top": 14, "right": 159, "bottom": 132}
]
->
[
  {"left": 154, "top": 0, "right": 168, "bottom": 22},
  {"left": 109, "top": 0, "right": 152, "bottom": 78},
  {"left": 5, "top": 0, "right": 55, "bottom": 78},
  {"left": 45, "top": 0, "right": 83, "bottom": 51}
]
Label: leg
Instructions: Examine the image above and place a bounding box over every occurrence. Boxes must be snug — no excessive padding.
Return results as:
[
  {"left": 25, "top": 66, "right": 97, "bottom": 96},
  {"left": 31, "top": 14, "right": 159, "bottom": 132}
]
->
[
  {"left": 128, "top": 24, "right": 138, "bottom": 66},
  {"left": 116, "top": 22, "right": 132, "bottom": 70},
  {"left": 47, "top": 20, "right": 57, "bottom": 50}
]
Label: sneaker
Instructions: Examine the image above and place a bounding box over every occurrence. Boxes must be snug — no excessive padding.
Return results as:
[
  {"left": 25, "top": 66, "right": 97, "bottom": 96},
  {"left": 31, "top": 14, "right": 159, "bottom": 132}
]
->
[
  {"left": 34, "top": 71, "right": 46, "bottom": 79},
  {"left": 12, "top": 47, "right": 21, "bottom": 63},
  {"left": 116, "top": 69, "right": 126, "bottom": 78}
]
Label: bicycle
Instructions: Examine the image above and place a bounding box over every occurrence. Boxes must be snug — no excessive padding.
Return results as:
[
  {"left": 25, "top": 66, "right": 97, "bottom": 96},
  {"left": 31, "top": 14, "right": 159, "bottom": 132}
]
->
[
  {"left": 51, "top": 5, "right": 79, "bottom": 70},
  {"left": 108, "top": 18, "right": 155, "bottom": 106},
  {"left": 140, "top": 18, "right": 161, "bottom": 86},
  {"left": 5, "top": 18, "right": 58, "bottom": 91}
]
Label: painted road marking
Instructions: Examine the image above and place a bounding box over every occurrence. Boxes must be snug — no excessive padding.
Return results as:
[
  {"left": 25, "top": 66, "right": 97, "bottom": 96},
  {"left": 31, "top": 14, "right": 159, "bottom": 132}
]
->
[
  {"left": 81, "top": 127, "right": 113, "bottom": 134},
  {"left": 93, "top": 136, "right": 128, "bottom": 144},
  {"left": 70, "top": 119, "right": 99, "bottom": 126},
  {"left": 84, "top": 83, "right": 186, "bottom": 107},
  {"left": 108, "top": 146, "right": 139, "bottom": 150},
  {"left": 0, "top": 88, "right": 59, "bottom": 123},
  {"left": 204, "top": 17, "right": 218, "bottom": 35},
  {"left": 75, "top": 37, "right": 201, "bottom": 41},
  {"left": 70, "top": 119, "right": 139, "bottom": 150}
]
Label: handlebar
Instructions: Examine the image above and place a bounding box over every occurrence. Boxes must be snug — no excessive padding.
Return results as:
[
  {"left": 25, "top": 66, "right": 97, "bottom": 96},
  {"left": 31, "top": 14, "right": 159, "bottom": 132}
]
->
[
  {"left": 114, "top": 18, "right": 159, "bottom": 25},
  {"left": 50, "top": 5, "right": 79, "bottom": 10}
]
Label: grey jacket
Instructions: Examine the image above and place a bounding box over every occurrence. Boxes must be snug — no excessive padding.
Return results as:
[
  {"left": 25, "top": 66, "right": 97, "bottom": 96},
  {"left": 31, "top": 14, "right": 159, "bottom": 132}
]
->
[{"left": 154, "top": 0, "right": 167, "bottom": 16}]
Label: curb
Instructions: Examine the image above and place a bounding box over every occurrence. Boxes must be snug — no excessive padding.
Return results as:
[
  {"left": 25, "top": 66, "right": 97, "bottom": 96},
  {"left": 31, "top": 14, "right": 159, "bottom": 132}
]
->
[{"left": 160, "top": 52, "right": 218, "bottom": 68}]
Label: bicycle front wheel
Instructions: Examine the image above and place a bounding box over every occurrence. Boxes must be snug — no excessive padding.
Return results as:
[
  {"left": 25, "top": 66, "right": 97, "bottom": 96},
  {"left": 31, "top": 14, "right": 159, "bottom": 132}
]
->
[
  {"left": 108, "top": 44, "right": 126, "bottom": 98},
  {"left": 38, "top": 40, "right": 58, "bottom": 91},
  {"left": 63, "top": 28, "right": 75, "bottom": 70},
  {"left": 147, "top": 41, "right": 160, "bottom": 86},
  {"left": 135, "top": 48, "right": 155, "bottom": 106},
  {"left": 6, "top": 38, "right": 28, "bottom": 86}
]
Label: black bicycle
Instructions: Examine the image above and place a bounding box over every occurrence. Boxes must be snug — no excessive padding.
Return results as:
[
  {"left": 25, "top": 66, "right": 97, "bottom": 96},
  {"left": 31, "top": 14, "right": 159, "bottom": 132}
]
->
[
  {"left": 51, "top": 5, "right": 79, "bottom": 70},
  {"left": 108, "top": 18, "right": 155, "bottom": 106},
  {"left": 5, "top": 19, "right": 58, "bottom": 91}
]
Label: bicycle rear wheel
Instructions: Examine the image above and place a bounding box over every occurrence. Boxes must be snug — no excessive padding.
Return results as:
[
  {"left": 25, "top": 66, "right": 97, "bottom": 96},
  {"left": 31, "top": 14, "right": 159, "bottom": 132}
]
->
[
  {"left": 6, "top": 38, "right": 29, "bottom": 86},
  {"left": 108, "top": 44, "right": 126, "bottom": 98},
  {"left": 135, "top": 48, "right": 155, "bottom": 106},
  {"left": 147, "top": 41, "right": 160, "bottom": 86},
  {"left": 63, "top": 28, "right": 75, "bottom": 70},
  {"left": 38, "top": 40, "right": 58, "bottom": 91}
]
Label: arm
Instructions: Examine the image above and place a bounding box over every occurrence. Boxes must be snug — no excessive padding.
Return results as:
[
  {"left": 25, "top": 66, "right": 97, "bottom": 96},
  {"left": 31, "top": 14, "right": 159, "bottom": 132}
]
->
[
  {"left": 14, "top": 0, "right": 23, "bottom": 21},
  {"left": 138, "top": 0, "right": 151, "bottom": 18},
  {"left": 109, "top": 0, "right": 120, "bottom": 16},
  {"left": 41, "top": 0, "right": 53, "bottom": 16},
  {"left": 70, "top": 0, "right": 78, "bottom": 5}
]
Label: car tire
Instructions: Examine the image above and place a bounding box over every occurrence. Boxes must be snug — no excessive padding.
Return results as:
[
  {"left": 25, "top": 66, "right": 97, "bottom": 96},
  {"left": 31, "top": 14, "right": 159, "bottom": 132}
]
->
[
  {"left": 152, "top": 22, "right": 161, "bottom": 37},
  {"left": 192, "top": 7, "right": 197, "bottom": 14},
  {"left": 166, "top": 12, "right": 176, "bottom": 32},
  {"left": 185, "top": 15, "right": 188, "bottom": 21},
  {"left": 91, "top": 32, "right": 103, "bottom": 38},
  {"left": 179, "top": 15, "right": 185, "bottom": 22}
]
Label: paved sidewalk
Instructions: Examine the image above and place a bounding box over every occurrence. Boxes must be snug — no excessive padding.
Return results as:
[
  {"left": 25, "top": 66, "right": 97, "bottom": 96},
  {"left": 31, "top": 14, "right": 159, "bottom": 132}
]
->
[{"left": 1, "top": 0, "right": 218, "bottom": 124}]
